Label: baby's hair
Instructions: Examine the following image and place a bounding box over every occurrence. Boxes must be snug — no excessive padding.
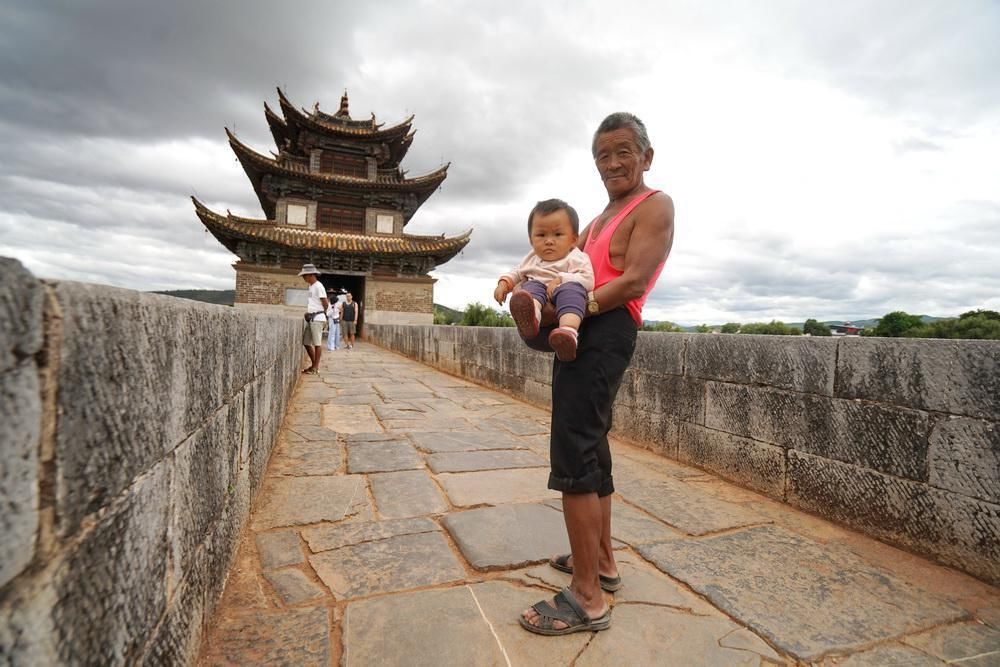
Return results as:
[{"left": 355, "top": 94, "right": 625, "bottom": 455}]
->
[{"left": 528, "top": 199, "right": 580, "bottom": 235}]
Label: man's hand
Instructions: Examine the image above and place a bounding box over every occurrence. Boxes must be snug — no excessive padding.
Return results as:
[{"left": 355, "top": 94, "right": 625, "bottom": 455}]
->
[
  {"left": 545, "top": 276, "right": 562, "bottom": 299},
  {"left": 494, "top": 279, "right": 512, "bottom": 305}
]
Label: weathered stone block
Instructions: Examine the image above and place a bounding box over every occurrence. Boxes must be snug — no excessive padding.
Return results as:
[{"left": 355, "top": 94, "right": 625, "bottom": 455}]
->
[
  {"left": 836, "top": 337, "right": 1000, "bottom": 420},
  {"left": 929, "top": 417, "right": 1000, "bottom": 504},
  {"left": 0, "top": 574, "right": 60, "bottom": 665},
  {"left": 787, "top": 450, "right": 1000, "bottom": 584},
  {"left": 678, "top": 423, "right": 786, "bottom": 498},
  {"left": 0, "top": 258, "right": 44, "bottom": 373},
  {"left": 611, "top": 406, "right": 679, "bottom": 457},
  {"left": 630, "top": 371, "right": 705, "bottom": 423},
  {"left": 706, "top": 382, "right": 930, "bottom": 480},
  {"left": 0, "top": 364, "right": 40, "bottom": 588},
  {"left": 631, "top": 331, "right": 687, "bottom": 375},
  {"left": 54, "top": 462, "right": 170, "bottom": 665},
  {"left": 139, "top": 570, "right": 205, "bottom": 666},
  {"left": 687, "top": 334, "right": 838, "bottom": 395},
  {"left": 169, "top": 401, "right": 241, "bottom": 577}
]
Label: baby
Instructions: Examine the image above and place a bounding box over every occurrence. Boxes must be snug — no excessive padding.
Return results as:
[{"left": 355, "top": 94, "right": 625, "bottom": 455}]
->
[{"left": 494, "top": 198, "right": 594, "bottom": 361}]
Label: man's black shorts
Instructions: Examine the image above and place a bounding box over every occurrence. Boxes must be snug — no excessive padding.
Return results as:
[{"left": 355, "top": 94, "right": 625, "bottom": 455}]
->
[{"left": 548, "top": 308, "right": 638, "bottom": 496}]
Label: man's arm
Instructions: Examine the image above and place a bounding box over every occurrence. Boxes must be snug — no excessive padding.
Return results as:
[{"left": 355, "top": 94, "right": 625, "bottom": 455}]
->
[{"left": 592, "top": 193, "right": 674, "bottom": 313}]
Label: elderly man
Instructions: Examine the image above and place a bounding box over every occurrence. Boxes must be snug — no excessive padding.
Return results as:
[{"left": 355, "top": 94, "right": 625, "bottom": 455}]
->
[
  {"left": 520, "top": 113, "right": 675, "bottom": 635},
  {"left": 299, "top": 263, "right": 329, "bottom": 374}
]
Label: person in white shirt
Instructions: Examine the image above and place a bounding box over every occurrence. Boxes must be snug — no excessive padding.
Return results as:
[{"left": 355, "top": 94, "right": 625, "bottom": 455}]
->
[
  {"left": 298, "top": 264, "right": 329, "bottom": 374},
  {"left": 326, "top": 294, "right": 343, "bottom": 351}
]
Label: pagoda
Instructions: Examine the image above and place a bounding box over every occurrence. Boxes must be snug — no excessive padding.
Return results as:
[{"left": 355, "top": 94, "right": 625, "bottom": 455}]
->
[{"left": 193, "top": 88, "right": 471, "bottom": 327}]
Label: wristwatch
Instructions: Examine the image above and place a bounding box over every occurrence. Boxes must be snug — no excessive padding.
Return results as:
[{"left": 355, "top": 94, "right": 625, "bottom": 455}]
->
[{"left": 587, "top": 291, "right": 600, "bottom": 315}]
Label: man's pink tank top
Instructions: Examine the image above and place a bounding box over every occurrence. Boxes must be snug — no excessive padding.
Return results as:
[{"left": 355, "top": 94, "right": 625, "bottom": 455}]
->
[{"left": 584, "top": 189, "right": 665, "bottom": 327}]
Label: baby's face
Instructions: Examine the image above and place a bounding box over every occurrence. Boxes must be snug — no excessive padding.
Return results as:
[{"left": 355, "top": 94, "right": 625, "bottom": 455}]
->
[{"left": 529, "top": 210, "right": 578, "bottom": 262}]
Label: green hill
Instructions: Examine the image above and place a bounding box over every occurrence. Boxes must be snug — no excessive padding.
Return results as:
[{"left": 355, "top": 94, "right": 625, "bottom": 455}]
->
[{"left": 153, "top": 289, "right": 235, "bottom": 306}]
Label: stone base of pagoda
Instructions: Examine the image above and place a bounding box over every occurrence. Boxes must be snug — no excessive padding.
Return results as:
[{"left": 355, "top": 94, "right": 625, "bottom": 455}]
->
[{"left": 232, "top": 263, "right": 435, "bottom": 327}]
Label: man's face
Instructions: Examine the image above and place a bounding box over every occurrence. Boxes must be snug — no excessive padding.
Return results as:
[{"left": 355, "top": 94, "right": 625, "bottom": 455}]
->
[
  {"left": 346, "top": 293, "right": 353, "bottom": 302},
  {"left": 529, "top": 210, "right": 578, "bottom": 262},
  {"left": 302, "top": 274, "right": 316, "bottom": 284},
  {"left": 593, "top": 128, "right": 653, "bottom": 198}
]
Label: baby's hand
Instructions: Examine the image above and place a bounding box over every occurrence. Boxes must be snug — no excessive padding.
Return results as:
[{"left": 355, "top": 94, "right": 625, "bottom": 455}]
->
[
  {"left": 493, "top": 281, "right": 510, "bottom": 305},
  {"left": 545, "top": 277, "right": 562, "bottom": 298}
]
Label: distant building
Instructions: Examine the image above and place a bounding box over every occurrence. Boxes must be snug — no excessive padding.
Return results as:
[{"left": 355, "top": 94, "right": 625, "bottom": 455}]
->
[
  {"left": 831, "top": 322, "right": 864, "bottom": 336},
  {"left": 193, "top": 88, "right": 471, "bottom": 328}
]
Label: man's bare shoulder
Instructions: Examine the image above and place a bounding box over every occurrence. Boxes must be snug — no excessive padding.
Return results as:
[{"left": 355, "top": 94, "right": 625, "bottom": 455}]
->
[{"left": 636, "top": 191, "right": 674, "bottom": 223}]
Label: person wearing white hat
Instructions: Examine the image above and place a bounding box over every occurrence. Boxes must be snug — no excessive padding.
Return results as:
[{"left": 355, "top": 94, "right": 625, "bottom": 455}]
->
[{"left": 298, "top": 263, "right": 329, "bottom": 374}]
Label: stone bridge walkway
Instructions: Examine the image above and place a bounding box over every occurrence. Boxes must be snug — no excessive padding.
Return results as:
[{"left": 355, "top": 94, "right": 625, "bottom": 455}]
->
[{"left": 197, "top": 343, "right": 1000, "bottom": 666}]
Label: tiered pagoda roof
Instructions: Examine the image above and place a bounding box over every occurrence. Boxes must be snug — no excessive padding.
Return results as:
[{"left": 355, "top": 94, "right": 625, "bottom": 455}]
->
[
  {"left": 225, "top": 128, "right": 447, "bottom": 221},
  {"left": 193, "top": 88, "right": 470, "bottom": 276}
]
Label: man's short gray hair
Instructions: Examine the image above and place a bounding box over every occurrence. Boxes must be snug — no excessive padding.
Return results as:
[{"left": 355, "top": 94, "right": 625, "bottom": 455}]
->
[{"left": 592, "top": 112, "right": 651, "bottom": 156}]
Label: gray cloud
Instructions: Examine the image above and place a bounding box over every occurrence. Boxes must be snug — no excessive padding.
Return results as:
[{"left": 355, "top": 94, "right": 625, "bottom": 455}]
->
[{"left": 2, "top": 0, "right": 998, "bottom": 322}]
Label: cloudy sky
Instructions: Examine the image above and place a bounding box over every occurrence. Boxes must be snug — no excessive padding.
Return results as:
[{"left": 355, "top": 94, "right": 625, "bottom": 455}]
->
[{"left": 2, "top": 0, "right": 998, "bottom": 324}]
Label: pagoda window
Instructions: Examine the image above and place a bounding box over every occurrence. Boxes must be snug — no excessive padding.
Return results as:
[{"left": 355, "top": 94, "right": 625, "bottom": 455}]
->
[
  {"left": 318, "top": 205, "right": 364, "bottom": 234},
  {"left": 376, "top": 214, "right": 394, "bottom": 234},
  {"left": 319, "top": 151, "right": 335, "bottom": 174},
  {"left": 286, "top": 203, "right": 308, "bottom": 226},
  {"left": 333, "top": 154, "right": 367, "bottom": 179}
]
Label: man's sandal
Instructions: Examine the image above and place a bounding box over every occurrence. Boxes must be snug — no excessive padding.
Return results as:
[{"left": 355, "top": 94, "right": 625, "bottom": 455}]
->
[
  {"left": 549, "top": 554, "right": 623, "bottom": 592},
  {"left": 519, "top": 587, "right": 612, "bottom": 636}
]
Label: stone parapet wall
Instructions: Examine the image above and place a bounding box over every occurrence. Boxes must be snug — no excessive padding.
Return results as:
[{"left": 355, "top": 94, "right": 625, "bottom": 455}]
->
[
  {"left": 0, "top": 258, "right": 302, "bottom": 664},
  {"left": 367, "top": 324, "right": 1000, "bottom": 585}
]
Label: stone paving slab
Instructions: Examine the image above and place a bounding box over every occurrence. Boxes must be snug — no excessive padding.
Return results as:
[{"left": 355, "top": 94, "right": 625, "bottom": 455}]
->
[
  {"left": 608, "top": 500, "right": 683, "bottom": 546},
  {"left": 578, "top": 604, "right": 781, "bottom": 667},
  {"left": 346, "top": 439, "right": 423, "bottom": 473},
  {"left": 443, "top": 504, "right": 570, "bottom": 570},
  {"left": 251, "top": 476, "right": 364, "bottom": 530},
  {"left": 303, "top": 517, "right": 439, "bottom": 553},
  {"left": 901, "top": 621, "right": 1000, "bottom": 665},
  {"left": 255, "top": 531, "right": 303, "bottom": 570},
  {"left": 638, "top": 525, "right": 967, "bottom": 660},
  {"left": 381, "top": 417, "right": 476, "bottom": 433},
  {"left": 369, "top": 470, "right": 448, "bottom": 518},
  {"left": 343, "top": 586, "right": 509, "bottom": 666},
  {"left": 481, "top": 414, "right": 549, "bottom": 436},
  {"left": 837, "top": 644, "right": 944, "bottom": 666},
  {"left": 286, "top": 424, "right": 338, "bottom": 441},
  {"left": 200, "top": 606, "right": 331, "bottom": 665},
  {"left": 426, "top": 449, "right": 547, "bottom": 473},
  {"left": 321, "top": 404, "right": 382, "bottom": 433},
  {"left": 372, "top": 403, "right": 427, "bottom": 421},
  {"left": 468, "top": 581, "right": 594, "bottom": 665},
  {"left": 409, "top": 430, "right": 527, "bottom": 453},
  {"left": 616, "top": 474, "right": 767, "bottom": 535},
  {"left": 309, "top": 531, "right": 465, "bottom": 599},
  {"left": 437, "top": 469, "right": 559, "bottom": 507},
  {"left": 262, "top": 569, "right": 326, "bottom": 605},
  {"left": 267, "top": 439, "right": 342, "bottom": 476}
]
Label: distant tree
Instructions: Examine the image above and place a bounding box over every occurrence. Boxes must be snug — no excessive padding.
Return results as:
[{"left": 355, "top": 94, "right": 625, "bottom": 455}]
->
[
  {"left": 641, "top": 321, "right": 685, "bottom": 332},
  {"left": 905, "top": 310, "right": 1000, "bottom": 340},
  {"left": 460, "top": 302, "right": 514, "bottom": 327},
  {"left": 960, "top": 309, "right": 1000, "bottom": 321},
  {"left": 802, "top": 319, "right": 832, "bottom": 336},
  {"left": 720, "top": 322, "right": 741, "bottom": 334},
  {"left": 433, "top": 311, "right": 449, "bottom": 325},
  {"left": 694, "top": 324, "right": 713, "bottom": 333},
  {"left": 738, "top": 320, "right": 801, "bottom": 336},
  {"left": 871, "top": 311, "right": 924, "bottom": 337}
]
